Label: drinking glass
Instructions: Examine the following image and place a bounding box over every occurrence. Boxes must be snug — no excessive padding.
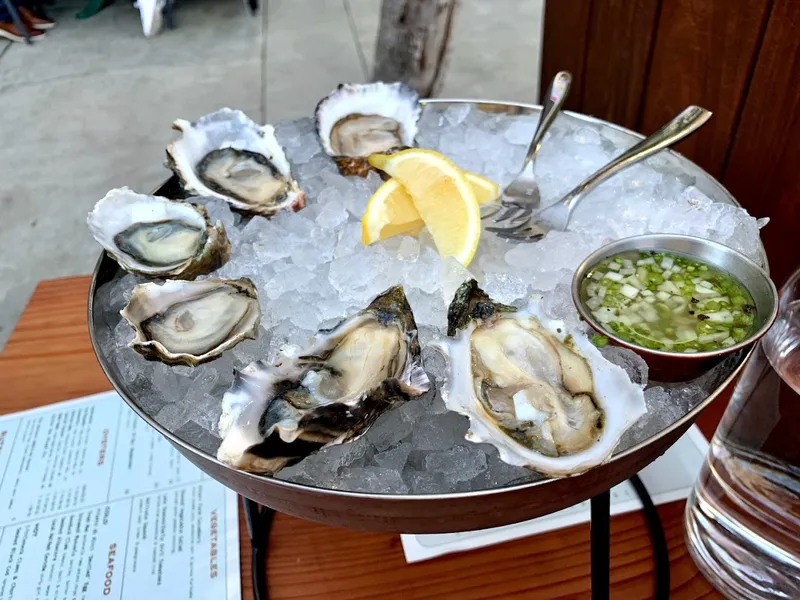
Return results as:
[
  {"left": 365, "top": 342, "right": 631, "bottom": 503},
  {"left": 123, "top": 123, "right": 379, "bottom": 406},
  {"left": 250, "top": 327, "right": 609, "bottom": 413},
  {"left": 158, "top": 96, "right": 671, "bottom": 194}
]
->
[{"left": 684, "top": 267, "right": 800, "bottom": 598}]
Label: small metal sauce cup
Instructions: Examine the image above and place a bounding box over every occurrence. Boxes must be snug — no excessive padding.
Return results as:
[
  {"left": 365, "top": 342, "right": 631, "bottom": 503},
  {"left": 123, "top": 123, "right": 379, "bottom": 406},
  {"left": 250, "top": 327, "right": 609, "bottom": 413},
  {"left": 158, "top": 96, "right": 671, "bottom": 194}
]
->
[{"left": 572, "top": 234, "right": 779, "bottom": 382}]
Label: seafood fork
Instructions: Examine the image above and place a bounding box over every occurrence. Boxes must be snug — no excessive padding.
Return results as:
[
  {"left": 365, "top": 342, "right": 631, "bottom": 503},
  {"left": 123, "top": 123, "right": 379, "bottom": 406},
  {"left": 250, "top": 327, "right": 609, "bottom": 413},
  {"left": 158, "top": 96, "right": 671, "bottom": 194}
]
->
[
  {"left": 487, "top": 105, "right": 712, "bottom": 242},
  {"left": 482, "top": 71, "right": 572, "bottom": 224}
]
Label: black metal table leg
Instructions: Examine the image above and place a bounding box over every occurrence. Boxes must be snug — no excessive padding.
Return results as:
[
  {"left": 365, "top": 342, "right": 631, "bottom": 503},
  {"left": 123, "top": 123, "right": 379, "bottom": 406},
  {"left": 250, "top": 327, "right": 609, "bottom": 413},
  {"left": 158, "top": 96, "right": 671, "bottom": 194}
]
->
[
  {"left": 243, "top": 497, "right": 275, "bottom": 600},
  {"left": 590, "top": 490, "right": 611, "bottom": 600},
  {"left": 3, "top": 0, "right": 32, "bottom": 44},
  {"left": 630, "top": 475, "right": 671, "bottom": 599}
]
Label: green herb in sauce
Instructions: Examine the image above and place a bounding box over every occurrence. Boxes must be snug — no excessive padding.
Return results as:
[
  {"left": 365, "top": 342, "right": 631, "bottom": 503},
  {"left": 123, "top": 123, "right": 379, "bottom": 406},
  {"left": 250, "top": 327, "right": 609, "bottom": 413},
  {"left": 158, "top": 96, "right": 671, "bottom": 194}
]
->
[{"left": 580, "top": 251, "right": 757, "bottom": 353}]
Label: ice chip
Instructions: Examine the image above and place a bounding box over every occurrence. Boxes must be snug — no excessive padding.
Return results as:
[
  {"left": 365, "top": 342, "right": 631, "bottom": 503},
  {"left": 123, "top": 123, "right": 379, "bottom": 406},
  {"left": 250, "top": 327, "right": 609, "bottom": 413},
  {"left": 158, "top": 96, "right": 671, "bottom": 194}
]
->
[
  {"left": 424, "top": 445, "right": 487, "bottom": 483},
  {"left": 396, "top": 236, "right": 420, "bottom": 261},
  {"left": 404, "top": 469, "right": 446, "bottom": 494},
  {"left": 503, "top": 116, "right": 536, "bottom": 145},
  {"left": 288, "top": 132, "right": 322, "bottom": 165},
  {"left": 333, "top": 222, "right": 363, "bottom": 259},
  {"left": 363, "top": 406, "right": 414, "bottom": 452},
  {"left": 264, "top": 265, "right": 316, "bottom": 299},
  {"left": 412, "top": 411, "right": 469, "bottom": 451},
  {"left": 332, "top": 468, "right": 408, "bottom": 494},
  {"left": 439, "top": 257, "right": 472, "bottom": 305},
  {"left": 315, "top": 200, "right": 349, "bottom": 229},
  {"left": 600, "top": 346, "right": 649, "bottom": 388},
  {"left": 113, "top": 317, "right": 134, "bottom": 349},
  {"left": 483, "top": 271, "right": 529, "bottom": 305},
  {"left": 444, "top": 103, "right": 471, "bottom": 126},
  {"left": 372, "top": 445, "right": 413, "bottom": 470},
  {"left": 173, "top": 421, "right": 221, "bottom": 456}
]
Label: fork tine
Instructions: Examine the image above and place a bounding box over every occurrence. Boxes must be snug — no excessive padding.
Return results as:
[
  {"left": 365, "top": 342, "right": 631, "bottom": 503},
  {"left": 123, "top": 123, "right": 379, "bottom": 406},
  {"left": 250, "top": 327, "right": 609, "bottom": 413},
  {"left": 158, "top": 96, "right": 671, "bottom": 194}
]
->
[
  {"left": 492, "top": 206, "right": 526, "bottom": 223},
  {"left": 517, "top": 225, "right": 546, "bottom": 241},
  {"left": 523, "top": 230, "right": 546, "bottom": 242},
  {"left": 494, "top": 229, "right": 528, "bottom": 241},
  {"left": 508, "top": 205, "right": 533, "bottom": 222},
  {"left": 496, "top": 227, "right": 545, "bottom": 242},
  {"left": 480, "top": 204, "right": 502, "bottom": 220},
  {"left": 522, "top": 234, "right": 545, "bottom": 242},
  {"left": 485, "top": 218, "right": 531, "bottom": 235}
]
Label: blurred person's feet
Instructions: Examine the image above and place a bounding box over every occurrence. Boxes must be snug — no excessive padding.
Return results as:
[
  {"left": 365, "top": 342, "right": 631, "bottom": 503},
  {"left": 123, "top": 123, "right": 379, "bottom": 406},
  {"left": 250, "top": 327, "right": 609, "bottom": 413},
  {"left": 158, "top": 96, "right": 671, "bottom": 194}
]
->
[
  {"left": 0, "top": 21, "right": 46, "bottom": 42},
  {"left": 19, "top": 7, "right": 56, "bottom": 30},
  {"left": 134, "top": 0, "right": 165, "bottom": 37}
]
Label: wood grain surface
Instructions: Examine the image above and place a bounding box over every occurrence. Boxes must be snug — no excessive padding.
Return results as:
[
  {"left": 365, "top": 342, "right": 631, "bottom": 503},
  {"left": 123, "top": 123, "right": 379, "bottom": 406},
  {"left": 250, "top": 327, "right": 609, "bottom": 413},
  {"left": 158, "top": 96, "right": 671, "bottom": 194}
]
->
[
  {"left": 0, "top": 277, "right": 728, "bottom": 599},
  {"left": 580, "top": 0, "right": 662, "bottom": 130},
  {"left": 721, "top": 0, "right": 800, "bottom": 287},
  {"left": 636, "top": 0, "right": 772, "bottom": 176},
  {"left": 540, "top": 0, "right": 592, "bottom": 112}
]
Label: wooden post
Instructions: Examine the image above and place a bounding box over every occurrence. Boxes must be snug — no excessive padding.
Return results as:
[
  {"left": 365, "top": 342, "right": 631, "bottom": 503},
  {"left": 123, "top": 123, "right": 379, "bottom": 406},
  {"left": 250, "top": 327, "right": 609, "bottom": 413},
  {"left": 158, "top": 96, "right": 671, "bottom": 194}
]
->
[{"left": 372, "top": 0, "right": 458, "bottom": 98}]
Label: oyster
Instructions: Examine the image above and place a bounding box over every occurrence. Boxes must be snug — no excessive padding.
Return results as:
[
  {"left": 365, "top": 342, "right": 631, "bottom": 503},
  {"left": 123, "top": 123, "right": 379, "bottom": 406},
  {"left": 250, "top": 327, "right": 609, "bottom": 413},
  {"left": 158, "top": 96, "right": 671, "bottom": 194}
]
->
[
  {"left": 217, "top": 285, "right": 430, "bottom": 474},
  {"left": 167, "top": 108, "right": 305, "bottom": 216},
  {"left": 88, "top": 187, "right": 230, "bottom": 279},
  {"left": 121, "top": 278, "right": 261, "bottom": 366},
  {"left": 315, "top": 82, "right": 420, "bottom": 176},
  {"left": 433, "top": 280, "right": 646, "bottom": 477}
]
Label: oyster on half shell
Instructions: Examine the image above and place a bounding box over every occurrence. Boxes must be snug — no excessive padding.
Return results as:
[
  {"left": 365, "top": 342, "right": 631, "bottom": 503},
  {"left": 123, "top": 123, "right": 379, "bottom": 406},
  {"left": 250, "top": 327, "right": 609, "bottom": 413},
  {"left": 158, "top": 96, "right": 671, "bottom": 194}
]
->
[
  {"left": 315, "top": 82, "right": 420, "bottom": 176},
  {"left": 88, "top": 187, "right": 230, "bottom": 279},
  {"left": 217, "top": 285, "right": 430, "bottom": 474},
  {"left": 121, "top": 278, "right": 261, "bottom": 366},
  {"left": 167, "top": 108, "right": 305, "bottom": 216},
  {"left": 433, "top": 280, "right": 646, "bottom": 477}
]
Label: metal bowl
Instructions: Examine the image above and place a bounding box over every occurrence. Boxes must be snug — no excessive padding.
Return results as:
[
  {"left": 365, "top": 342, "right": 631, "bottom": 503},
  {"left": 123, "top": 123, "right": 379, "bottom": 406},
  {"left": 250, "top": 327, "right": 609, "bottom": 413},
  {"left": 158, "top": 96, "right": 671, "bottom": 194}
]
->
[
  {"left": 572, "top": 234, "right": 778, "bottom": 381},
  {"left": 88, "top": 99, "right": 768, "bottom": 533}
]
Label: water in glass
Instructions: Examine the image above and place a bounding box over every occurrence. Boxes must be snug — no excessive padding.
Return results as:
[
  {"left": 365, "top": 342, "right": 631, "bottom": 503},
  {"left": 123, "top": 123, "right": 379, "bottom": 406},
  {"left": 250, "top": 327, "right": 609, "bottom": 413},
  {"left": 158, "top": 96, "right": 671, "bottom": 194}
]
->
[{"left": 685, "top": 268, "right": 800, "bottom": 598}]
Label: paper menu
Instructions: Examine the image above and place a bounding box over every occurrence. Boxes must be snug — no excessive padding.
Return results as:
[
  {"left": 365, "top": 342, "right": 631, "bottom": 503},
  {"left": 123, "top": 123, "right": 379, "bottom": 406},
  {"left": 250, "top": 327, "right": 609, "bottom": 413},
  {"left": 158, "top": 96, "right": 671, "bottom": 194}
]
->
[{"left": 0, "top": 392, "right": 240, "bottom": 600}]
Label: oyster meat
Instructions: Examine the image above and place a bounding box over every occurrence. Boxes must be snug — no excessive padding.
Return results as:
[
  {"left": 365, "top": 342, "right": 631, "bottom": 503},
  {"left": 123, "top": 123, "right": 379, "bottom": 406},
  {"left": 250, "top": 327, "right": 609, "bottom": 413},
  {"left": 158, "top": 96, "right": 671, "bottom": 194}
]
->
[
  {"left": 88, "top": 187, "right": 230, "bottom": 278},
  {"left": 315, "top": 82, "right": 420, "bottom": 176},
  {"left": 121, "top": 278, "right": 261, "bottom": 366},
  {"left": 217, "top": 285, "right": 430, "bottom": 474},
  {"left": 167, "top": 108, "right": 305, "bottom": 216},
  {"left": 434, "top": 280, "right": 646, "bottom": 476}
]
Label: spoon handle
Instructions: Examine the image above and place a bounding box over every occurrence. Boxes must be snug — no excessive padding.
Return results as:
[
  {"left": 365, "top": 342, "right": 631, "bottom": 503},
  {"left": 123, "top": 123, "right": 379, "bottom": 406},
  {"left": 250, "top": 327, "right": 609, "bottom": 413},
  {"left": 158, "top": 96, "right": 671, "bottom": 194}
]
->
[{"left": 561, "top": 105, "right": 712, "bottom": 212}]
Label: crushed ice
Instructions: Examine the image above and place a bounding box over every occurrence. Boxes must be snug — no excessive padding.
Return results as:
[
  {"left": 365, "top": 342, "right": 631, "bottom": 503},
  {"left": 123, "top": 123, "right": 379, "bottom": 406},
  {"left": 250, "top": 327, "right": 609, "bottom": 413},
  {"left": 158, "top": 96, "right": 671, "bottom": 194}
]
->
[{"left": 93, "top": 104, "right": 763, "bottom": 494}]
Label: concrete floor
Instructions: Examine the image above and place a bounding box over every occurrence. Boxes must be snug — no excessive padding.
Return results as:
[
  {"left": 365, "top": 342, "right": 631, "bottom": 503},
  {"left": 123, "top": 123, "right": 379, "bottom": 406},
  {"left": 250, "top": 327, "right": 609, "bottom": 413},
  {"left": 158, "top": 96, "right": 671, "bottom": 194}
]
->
[{"left": 0, "top": 0, "right": 542, "bottom": 349}]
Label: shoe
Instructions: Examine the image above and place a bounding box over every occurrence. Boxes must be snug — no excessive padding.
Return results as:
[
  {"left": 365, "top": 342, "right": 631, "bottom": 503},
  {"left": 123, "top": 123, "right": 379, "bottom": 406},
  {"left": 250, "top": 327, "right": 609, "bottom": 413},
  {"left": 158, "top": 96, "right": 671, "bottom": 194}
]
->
[
  {"left": 19, "top": 7, "right": 56, "bottom": 30},
  {"left": 0, "top": 21, "right": 45, "bottom": 42},
  {"left": 134, "top": 0, "right": 165, "bottom": 37}
]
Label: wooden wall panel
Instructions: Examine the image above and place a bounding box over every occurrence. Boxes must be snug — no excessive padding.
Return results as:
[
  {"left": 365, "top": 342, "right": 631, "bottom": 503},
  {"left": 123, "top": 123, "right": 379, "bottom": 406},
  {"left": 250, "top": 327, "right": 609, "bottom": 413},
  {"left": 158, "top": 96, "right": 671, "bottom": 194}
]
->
[
  {"left": 540, "top": 0, "right": 591, "bottom": 111},
  {"left": 638, "top": 0, "right": 772, "bottom": 177},
  {"left": 580, "top": 0, "right": 661, "bottom": 130},
  {"left": 722, "top": 0, "right": 800, "bottom": 284}
]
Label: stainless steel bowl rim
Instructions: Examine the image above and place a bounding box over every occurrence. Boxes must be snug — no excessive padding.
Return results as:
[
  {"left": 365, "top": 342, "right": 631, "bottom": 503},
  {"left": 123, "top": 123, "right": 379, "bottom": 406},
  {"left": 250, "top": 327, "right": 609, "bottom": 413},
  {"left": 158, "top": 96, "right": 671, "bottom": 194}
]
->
[
  {"left": 572, "top": 233, "right": 778, "bottom": 359},
  {"left": 87, "top": 98, "right": 765, "bottom": 502}
]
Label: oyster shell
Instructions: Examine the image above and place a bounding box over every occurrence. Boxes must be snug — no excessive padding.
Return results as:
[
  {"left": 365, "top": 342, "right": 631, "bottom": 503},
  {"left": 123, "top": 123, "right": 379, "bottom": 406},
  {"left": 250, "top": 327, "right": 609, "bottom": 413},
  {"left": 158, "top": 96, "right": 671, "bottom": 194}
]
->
[
  {"left": 121, "top": 278, "right": 261, "bottom": 366},
  {"left": 433, "top": 280, "right": 646, "bottom": 477},
  {"left": 88, "top": 187, "right": 230, "bottom": 279},
  {"left": 315, "top": 82, "right": 420, "bottom": 176},
  {"left": 217, "top": 285, "right": 430, "bottom": 474},
  {"left": 166, "top": 108, "right": 305, "bottom": 216}
]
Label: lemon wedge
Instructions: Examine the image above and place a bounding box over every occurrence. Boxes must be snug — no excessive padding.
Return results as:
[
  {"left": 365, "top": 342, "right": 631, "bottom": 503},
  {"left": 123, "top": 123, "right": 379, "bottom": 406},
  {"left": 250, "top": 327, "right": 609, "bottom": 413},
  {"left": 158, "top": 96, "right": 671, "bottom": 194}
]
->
[
  {"left": 465, "top": 172, "right": 499, "bottom": 206},
  {"left": 362, "top": 172, "right": 497, "bottom": 246},
  {"left": 368, "top": 149, "right": 482, "bottom": 266},
  {"left": 361, "top": 179, "right": 425, "bottom": 245}
]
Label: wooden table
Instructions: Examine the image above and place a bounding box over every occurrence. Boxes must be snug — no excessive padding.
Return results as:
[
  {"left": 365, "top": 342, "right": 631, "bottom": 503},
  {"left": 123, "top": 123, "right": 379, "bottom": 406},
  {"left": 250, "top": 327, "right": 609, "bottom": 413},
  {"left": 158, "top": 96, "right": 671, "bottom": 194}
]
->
[{"left": 0, "top": 276, "right": 730, "bottom": 599}]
